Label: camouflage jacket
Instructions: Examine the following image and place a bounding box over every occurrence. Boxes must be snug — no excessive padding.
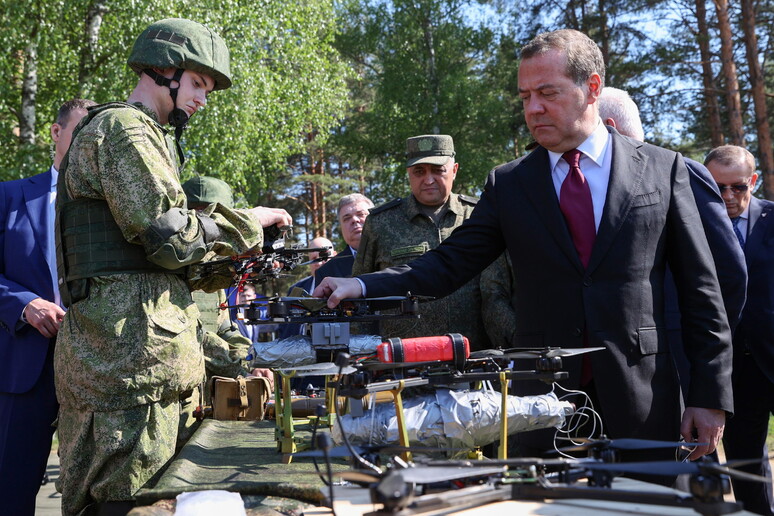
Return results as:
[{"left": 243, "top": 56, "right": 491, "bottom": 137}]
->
[
  {"left": 353, "top": 193, "right": 490, "bottom": 350},
  {"left": 479, "top": 253, "right": 518, "bottom": 348},
  {"left": 54, "top": 103, "right": 263, "bottom": 411},
  {"left": 192, "top": 290, "right": 251, "bottom": 379}
]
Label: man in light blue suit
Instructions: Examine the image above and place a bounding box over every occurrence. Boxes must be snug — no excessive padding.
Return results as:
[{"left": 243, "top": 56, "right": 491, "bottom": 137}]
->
[{"left": 0, "top": 99, "right": 93, "bottom": 515}]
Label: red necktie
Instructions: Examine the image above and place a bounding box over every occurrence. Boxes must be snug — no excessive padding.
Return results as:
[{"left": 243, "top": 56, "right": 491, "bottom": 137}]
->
[
  {"left": 559, "top": 149, "right": 596, "bottom": 267},
  {"left": 560, "top": 149, "right": 596, "bottom": 385}
]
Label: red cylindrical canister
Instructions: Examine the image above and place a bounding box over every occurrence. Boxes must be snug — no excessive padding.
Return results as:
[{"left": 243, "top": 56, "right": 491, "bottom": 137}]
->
[{"left": 376, "top": 334, "right": 470, "bottom": 364}]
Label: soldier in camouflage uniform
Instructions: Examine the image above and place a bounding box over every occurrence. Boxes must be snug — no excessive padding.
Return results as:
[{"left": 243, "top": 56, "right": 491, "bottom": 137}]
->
[
  {"left": 182, "top": 175, "right": 253, "bottom": 379},
  {"left": 54, "top": 19, "right": 292, "bottom": 515},
  {"left": 352, "top": 135, "right": 490, "bottom": 350},
  {"left": 177, "top": 176, "right": 257, "bottom": 447}
]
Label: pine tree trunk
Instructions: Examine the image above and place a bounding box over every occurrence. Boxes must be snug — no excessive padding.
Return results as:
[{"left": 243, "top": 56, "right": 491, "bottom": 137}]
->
[
  {"left": 740, "top": 0, "right": 774, "bottom": 199},
  {"left": 713, "top": 0, "right": 745, "bottom": 145},
  {"left": 695, "top": 0, "right": 725, "bottom": 147}
]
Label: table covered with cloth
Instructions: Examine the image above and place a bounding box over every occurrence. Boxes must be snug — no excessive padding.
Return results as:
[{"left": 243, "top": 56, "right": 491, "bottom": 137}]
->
[{"left": 132, "top": 419, "right": 347, "bottom": 514}]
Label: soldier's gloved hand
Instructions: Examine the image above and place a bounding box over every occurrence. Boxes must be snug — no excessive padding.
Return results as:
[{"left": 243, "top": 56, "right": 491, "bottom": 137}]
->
[
  {"left": 248, "top": 207, "right": 292, "bottom": 228},
  {"left": 23, "top": 297, "right": 66, "bottom": 338}
]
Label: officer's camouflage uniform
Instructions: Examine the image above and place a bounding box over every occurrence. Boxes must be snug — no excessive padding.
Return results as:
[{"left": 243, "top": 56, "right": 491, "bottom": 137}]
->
[
  {"left": 479, "top": 252, "right": 518, "bottom": 348},
  {"left": 55, "top": 102, "right": 263, "bottom": 515},
  {"left": 353, "top": 193, "right": 491, "bottom": 350}
]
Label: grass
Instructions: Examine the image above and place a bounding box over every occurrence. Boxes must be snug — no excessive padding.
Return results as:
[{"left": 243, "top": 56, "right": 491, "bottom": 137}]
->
[{"left": 769, "top": 414, "right": 774, "bottom": 454}]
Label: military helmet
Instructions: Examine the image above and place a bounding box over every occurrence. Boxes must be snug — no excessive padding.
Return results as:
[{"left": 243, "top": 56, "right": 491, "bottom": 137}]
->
[
  {"left": 128, "top": 18, "right": 232, "bottom": 91},
  {"left": 183, "top": 176, "right": 234, "bottom": 209}
]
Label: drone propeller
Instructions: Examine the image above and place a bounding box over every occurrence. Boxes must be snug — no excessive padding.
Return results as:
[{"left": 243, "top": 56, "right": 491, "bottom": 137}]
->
[
  {"left": 582, "top": 459, "right": 771, "bottom": 483},
  {"left": 555, "top": 437, "right": 702, "bottom": 453},
  {"left": 503, "top": 346, "right": 606, "bottom": 359},
  {"left": 278, "top": 362, "right": 357, "bottom": 376}
]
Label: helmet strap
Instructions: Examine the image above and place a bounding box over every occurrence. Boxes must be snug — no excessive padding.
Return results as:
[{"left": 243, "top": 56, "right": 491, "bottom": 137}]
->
[{"left": 143, "top": 68, "right": 189, "bottom": 140}]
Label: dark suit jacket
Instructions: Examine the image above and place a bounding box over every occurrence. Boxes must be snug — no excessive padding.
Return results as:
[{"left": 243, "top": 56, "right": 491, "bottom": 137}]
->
[
  {"left": 360, "top": 130, "right": 733, "bottom": 441},
  {"left": 277, "top": 275, "right": 315, "bottom": 339},
  {"left": 288, "top": 275, "right": 315, "bottom": 296},
  {"left": 664, "top": 159, "right": 747, "bottom": 398},
  {"left": 735, "top": 197, "right": 774, "bottom": 383},
  {"left": 0, "top": 170, "right": 58, "bottom": 393},
  {"left": 315, "top": 246, "right": 354, "bottom": 284}
]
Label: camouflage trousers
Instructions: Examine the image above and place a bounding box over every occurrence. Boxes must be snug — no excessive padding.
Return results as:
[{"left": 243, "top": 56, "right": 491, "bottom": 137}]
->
[
  {"left": 57, "top": 399, "right": 179, "bottom": 516},
  {"left": 176, "top": 386, "right": 202, "bottom": 452}
]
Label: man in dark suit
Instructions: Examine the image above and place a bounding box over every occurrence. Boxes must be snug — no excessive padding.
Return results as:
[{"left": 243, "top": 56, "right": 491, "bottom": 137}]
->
[
  {"left": 0, "top": 99, "right": 93, "bottom": 515},
  {"left": 316, "top": 29, "right": 732, "bottom": 461},
  {"left": 315, "top": 193, "right": 373, "bottom": 284},
  {"left": 707, "top": 145, "right": 774, "bottom": 515},
  {"left": 480, "top": 87, "right": 748, "bottom": 358},
  {"left": 597, "top": 87, "right": 747, "bottom": 398}
]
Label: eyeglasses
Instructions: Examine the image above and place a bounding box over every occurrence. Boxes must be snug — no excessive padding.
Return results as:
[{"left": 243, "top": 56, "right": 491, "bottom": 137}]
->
[{"left": 716, "top": 182, "right": 750, "bottom": 194}]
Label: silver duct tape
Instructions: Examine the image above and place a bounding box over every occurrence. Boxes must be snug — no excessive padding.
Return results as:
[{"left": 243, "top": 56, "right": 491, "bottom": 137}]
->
[
  {"left": 250, "top": 335, "right": 382, "bottom": 368},
  {"left": 331, "top": 390, "right": 573, "bottom": 453}
]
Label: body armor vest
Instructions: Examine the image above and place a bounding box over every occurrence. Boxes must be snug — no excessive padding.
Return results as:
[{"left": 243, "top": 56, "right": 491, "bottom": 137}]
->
[{"left": 55, "top": 102, "right": 184, "bottom": 306}]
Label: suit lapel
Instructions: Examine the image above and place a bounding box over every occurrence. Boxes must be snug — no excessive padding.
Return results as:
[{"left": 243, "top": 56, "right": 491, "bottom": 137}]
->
[
  {"left": 21, "top": 171, "right": 52, "bottom": 268},
  {"left": 745, "top": 197, "right": 768, "bottom": 262},
  {"left": 586, "top": 135, "right": 648, "bottom": 274},
  {"left": 518, "top": 149, "right": 583, "bottom": 273}
]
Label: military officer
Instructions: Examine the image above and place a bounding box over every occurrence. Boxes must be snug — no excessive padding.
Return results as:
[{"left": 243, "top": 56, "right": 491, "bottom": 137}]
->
[
  {"left": 353, "top": 134, "right": 490, "bottom": 350},
  {"left": 54, "top": 19, "right": 291, "bottom": 515}
]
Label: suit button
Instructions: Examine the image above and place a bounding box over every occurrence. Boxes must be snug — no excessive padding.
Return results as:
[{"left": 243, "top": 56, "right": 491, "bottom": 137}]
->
[
  {"left": 573, "top": 328, "right": 583, "bottom": 337},
  {"left": 583, "top": 277, "right": 592, "bottom": 287}
]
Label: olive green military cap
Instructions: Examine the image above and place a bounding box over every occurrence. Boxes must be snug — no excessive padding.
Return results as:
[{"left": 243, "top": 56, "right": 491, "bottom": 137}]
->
[
  {"left": 128, "top": 18, "right": 232, "bottom": 90},
  {"left": 182, "top": 176, "right": 234, "bottom": 209},
  {"left": 406, "top": 134, "right": 455, "bottom": 168}
]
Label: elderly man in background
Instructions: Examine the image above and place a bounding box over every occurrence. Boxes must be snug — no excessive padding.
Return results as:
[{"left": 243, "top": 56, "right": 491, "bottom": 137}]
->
[
  {"left": 706, "top": 145, "right": 774, "bottom": 516},
  {"left": 315, "top": 193, "right": 373, "bottom": 284}
]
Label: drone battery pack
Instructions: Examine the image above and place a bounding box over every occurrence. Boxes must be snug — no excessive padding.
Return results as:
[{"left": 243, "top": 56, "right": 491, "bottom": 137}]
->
[
  {"left": 377, "top": 334, "right": 470, "bottom": 369},
  {"left": 209, "top": 375, "right": 271, "bottom": 421}
]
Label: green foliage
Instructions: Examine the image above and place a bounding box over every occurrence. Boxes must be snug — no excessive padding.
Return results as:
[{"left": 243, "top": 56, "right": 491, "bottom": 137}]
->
[
  {"left": 0, "top": 0, "right": 347, "bottom": 197},
  {"left": 331, "top": 0, "right": 515, "bottom": 202}
]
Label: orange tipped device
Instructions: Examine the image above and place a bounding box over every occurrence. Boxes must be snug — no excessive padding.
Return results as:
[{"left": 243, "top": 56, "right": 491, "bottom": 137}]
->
[{"left": 377, "top": 334, "right": 469, "bottom": 369}]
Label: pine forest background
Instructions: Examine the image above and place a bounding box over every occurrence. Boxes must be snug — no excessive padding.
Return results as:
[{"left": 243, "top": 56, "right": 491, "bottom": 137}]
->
[{"left": 2, "top": 0, "right": 772, "bottom": 265}]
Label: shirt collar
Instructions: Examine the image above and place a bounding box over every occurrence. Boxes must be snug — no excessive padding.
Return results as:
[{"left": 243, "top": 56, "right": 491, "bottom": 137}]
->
[
  {"left": 50, "top": 165, "right": 58, "bottom": 190},
  {"left": 406, "top": 193, "right": 459, "bottom": 220},
  {"left": 738, "top": 203, "right": 750, "bottom": 221},
  {"left": 547, "top": 121, "right": 610, "bottom": 172}
]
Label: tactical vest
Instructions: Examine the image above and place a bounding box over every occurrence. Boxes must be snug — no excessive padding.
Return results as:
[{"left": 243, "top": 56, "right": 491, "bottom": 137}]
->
[{"left": 55, "top": 102, "right": 184, "bottom": 307}]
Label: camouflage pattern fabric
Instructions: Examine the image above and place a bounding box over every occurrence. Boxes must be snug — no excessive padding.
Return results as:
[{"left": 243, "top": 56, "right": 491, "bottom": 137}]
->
[
  {"left": 177, "top": 386, "right": 200, "bottom": 451},
  {"left": 192, "top": 289, "right": 251, "bottom": 379},
  {"left": 353, "top": 193, "right": 491, "bottom": 351},
  {"left": 54, "top": 102, "right": 264, "bottom": 514},
  {"left": 57, "top": 399, "right": 179, "bottom": 516},
  {"left": 479, "top": 252, "right": 518, "bottom": 348}
]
